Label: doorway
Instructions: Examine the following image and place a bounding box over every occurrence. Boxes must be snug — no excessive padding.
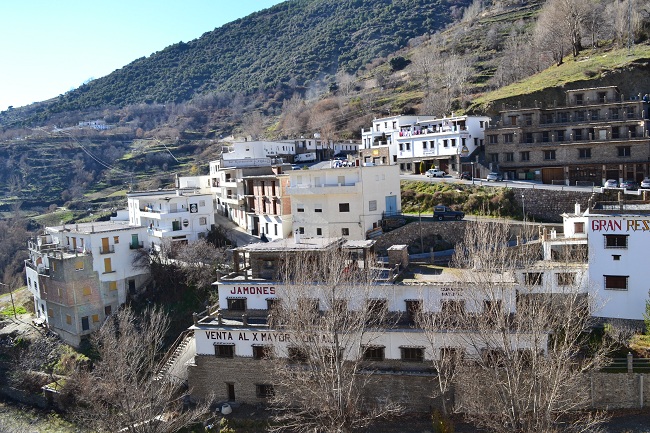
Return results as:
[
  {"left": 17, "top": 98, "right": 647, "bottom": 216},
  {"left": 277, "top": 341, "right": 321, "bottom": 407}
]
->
[{"left": 227, "top": 383, "right": 235, "bottom": 401}]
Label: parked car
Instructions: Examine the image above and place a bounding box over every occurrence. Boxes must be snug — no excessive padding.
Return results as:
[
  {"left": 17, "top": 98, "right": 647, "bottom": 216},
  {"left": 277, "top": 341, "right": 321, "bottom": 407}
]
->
[
  {"left": 433, "top": 205, "right": 464, "bottom": 221},
  {"left": 426, "top": 168, "right": 445, "bottom": 178},
  {"left": 604, "top": 179, "right": 619, "bottom": 188},
  {"left": 620, "top": 180, "right": 639, "bottom": 190},
  {"left": 486, "top": 172, "right": 503, "bottom": 181},
  {"left": 458, "top": 172, "right": 472, "bottom": 180},
  {"left": 641, "top": 178, "right": 650, "bottom": 189}
]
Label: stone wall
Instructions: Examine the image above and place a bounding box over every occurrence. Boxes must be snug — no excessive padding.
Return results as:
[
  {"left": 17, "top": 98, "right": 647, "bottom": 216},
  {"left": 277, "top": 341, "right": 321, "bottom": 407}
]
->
[
  {"left": 187, "top": 355, "right": 650, "bottom": 413},
  {"left": 512, "top": 188, "right": 595, "bottom": 223}
]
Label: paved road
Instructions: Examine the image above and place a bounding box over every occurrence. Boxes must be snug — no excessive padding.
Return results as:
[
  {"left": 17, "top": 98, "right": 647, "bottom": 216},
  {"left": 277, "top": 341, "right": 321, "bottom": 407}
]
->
[
  {"left": 401, "top": 173, "right": 648, "bottom": 196},
  {"left": 213, "top": 212, "right": 262, "bottom": 248}
]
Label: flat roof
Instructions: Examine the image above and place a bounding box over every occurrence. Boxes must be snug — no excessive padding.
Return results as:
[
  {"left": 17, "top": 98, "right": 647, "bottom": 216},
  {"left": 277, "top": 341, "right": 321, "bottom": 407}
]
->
[{"left": 48, "top": 220, "right": 141, "bottom": 235}]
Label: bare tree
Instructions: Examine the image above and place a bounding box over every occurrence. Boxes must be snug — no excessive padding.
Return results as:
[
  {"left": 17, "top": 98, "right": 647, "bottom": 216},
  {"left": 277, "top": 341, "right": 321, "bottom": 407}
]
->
[
  {"left": 268, "top": 247, "right": 401, "bottom": 433},
  {"left": 65, "top": 307, "right": 211, "bottom": 433},
  {"left": 176, "top": 238, "right": 230, "bottom": 290},
  {"left": 449, "top": 220, "right": 611, "bottom": 433}
]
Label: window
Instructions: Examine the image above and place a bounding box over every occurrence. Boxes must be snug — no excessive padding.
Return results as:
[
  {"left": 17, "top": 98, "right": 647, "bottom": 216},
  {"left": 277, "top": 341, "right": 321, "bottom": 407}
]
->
[
  {"left": 629, "top": 126, "right": 638, "bottom": 138},
  {"left": 339, "top": 203, "right": 350, "bottom": 212},
  {"left": 113, "top": 236, "right": 119, "bottom": 244},
  {"left": 199, "top": 217, "right": 207, "bottom": 225},
  {"left": 505, "top": 152, "right": 514, "bottom": 162},
  {"left": 316, "top": 228, "right": 322, "bottom": 236},
  {"left": 92, "top": 314, "right": 100, "bottom": 323},
  {"left": 227, "top": 298, "right": 247, "bottom": 311},
  {"left": 490, "top": 153, "right": 499, "bottom": 163},
  {"left": 82, "top": 286, "right": 91, "bottom": 296},
  {"left": 574, "top": 111, "right": 585, "bottom": 121},
  {"left": 610, "top": 108, "right": 620, "bottom": 119},
  {"left": 363, "top": 346, "right": 385, "bottom": 361},
  {"left": 590, "top": 109, "right": 599, "bottom": 120},
  {"left": 422, "top": 141, "right": 428, "bottom": 149},
  {"left": 366, "top": 299, "right": 388, "bottom": 317},
  {"left": 578, "top": 148, "right": 591, "bottom": 159},
  {"left": 81, "top": 316, "right": 89, "bottom": 331},
  {"left": 525, "top": 132, "right": 534, "bottom": 143},
  {"left": 298, "top": 298, "right": 320, "bottom": 314},
  {"left": 544, "top": 150, "right": 556, "bottom": 160},
  {"left": 215, "top": 344, "right": 235, "bottom": 358},
  {"left": 575, "top": 93, "right": 584, "bottom": 105},
  {"left": 558, "top": 112, "right": 569, "bottom": 123},
  {"left": 105, "top": 305, "right": 112, "bottom": 316},
  {"left": 604, "top": 275, "right": 628, "bottom": 290},
  {"left": 523, "top": 113, "right": 533, "bottom": 125},
  {"left": 598, "top": 92, "right": 607, "bottom": 103},
  {"left": 253, "top": 345, "right": 272, "bottom": 360},
  {"left": 299, "top": 227, "right": 305, "bottom": 234},
  {"left": 405, "top": 299, "right": 422, "bottom": 321},
  {"left": 401, "top": 347, "right": 424, "bottom": 362},
  {"left": 626, "top": 107, "right": 635, "bottom": 118},
  {"left": 288, "top": 347, "right": 309, "bottom": 363},
  {"left": 48, "top": 308, "right": 54, "bottom": 318},
  {"left": 256, "top": 384, "right": 274, "bottom": 398},
  {"left": 199, "top": 200, "right": 206, "bottom": 207},
  {"left": 297, "top": 205, "right": 304, "bottom": 212},
  {"left": 574, "top": 222, "right": 585, "bottom": 234},
  {"left": 488, "top": 135, "right": 498, "bottom": 144},
  {"left": 368, "top": 200, "right": 377, "bottom": 212},
  {"left": 109, "top": 281, "right": 117, "bottom": 291},
  {"left": 104, "top": 258, "right": 113, "bottom": 273},
  {"left": 604, "top": 234, "right": 628, "bottom": 249},
  {"left": 542, "top": 131, "right": 550, "bottom": 142},
  {"left": 504, "top": 133, "right": 514, "bottom": 143},
  {"left": 520, "top": 151, "right": 530, "bottom": 161},
  {"left": 314, "top": 205, "right": 322, "bottom": 213},
  {"left": 524, "top": 272, "right": 543, "bottom": 285},
  {"left": 441, "top": 300, "right": 465, "bottom": 316},
  {"left": 341, "top": 228, "right": 350, "bottom": 236},
  {"left": 612, "top": 126, "right": 620, "bottom": 139},
  {"left": 556, "top": 273, "right": 576, "bottom": 286},
  {"left": 75, "top": 261, "right": 84, "bottom": 271},
  {"left": 266, "top": 299, "right": 280, "bottom": 311},
  {"left": 618, "top": 146, "right": 631, "bottom": 157},
  {"left": 556, "top": 130, "right": 565, "bottom": 141},
  {"left": 573, "top": 129, "right": 583, "bottom": 140}
]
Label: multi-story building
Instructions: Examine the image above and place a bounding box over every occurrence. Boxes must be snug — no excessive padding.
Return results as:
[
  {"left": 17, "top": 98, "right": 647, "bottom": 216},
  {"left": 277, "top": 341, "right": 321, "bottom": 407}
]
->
[
  {"left": 25, "top": 221, "right": 149, "bottom": 347},
  {"left": 127, "top": 188, "right": 215, "bottom": 250},
  {"left": 209, "top": 155, "right": 292, "bottom": 240},
  {"left": 284, "top": 162, "right": 401, "bottom": 240},
  {"left": 485, "top": 86, "right": 650, "bottom": 184},
  {"left": 184, "top": 233, "right": 583, "bottom": 409},
  {"left": 360, "top": 114, "right": 489, "bottom": 175}
]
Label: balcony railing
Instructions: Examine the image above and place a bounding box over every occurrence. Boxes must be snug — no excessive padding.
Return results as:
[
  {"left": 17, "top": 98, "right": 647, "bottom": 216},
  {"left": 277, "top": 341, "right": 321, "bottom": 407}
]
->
[
  {"left": 100, "top": 245, "right": 115, "bottom": 254},
  {"left": 129, "top": 241, "right": 144, "bottom": 250}
]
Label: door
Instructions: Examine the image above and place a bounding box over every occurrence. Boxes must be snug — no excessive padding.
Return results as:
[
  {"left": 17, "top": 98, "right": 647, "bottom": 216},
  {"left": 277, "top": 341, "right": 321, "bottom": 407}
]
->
[
  {"left": 81, "top": 316, "right": 89, "bottom": 331},
  {"left": 227, "top": 383, "right": 236, "bottom": 401},
  {"left": 101, "top": 237, "right": 109, "bottom": 254},
  {"left": 385, "top": 196, "right": 397, "bottom": 215},
  {"left": 131, "top": 234, "right": 139, "bottom": 248}
]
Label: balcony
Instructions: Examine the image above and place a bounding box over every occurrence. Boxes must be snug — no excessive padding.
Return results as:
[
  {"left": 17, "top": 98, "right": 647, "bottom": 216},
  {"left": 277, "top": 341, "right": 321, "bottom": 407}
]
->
[
  {"left": 100, "top": 245, "right": 115, "bottom": 254},
  {"left": 129, "top": 241, "right": 144, "bottom": 250}
]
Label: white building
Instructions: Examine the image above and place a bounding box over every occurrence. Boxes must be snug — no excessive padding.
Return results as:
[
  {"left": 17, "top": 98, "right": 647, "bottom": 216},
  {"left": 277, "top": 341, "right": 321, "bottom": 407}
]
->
[
  {"left": 284, "top": 162, "right": 401, "bottom": 240},
  {"left": 360, "top": 114, "right": 490, "bottom": 175},
  {"left": 25, "top": 221, "right": 149, "bottom": 347},
  {"left": 127, "top": 188, "right": 215, "bottom": 250}
]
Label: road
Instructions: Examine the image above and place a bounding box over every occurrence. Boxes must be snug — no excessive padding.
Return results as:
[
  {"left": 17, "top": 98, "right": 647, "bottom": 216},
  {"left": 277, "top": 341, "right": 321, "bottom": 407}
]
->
[{"left": 400, "top": 173, "right": 646, "bottom": 196}]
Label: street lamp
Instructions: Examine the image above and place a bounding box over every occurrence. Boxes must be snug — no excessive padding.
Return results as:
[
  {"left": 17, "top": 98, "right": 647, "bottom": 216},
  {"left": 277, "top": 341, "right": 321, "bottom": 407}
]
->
[
  {"left": 470, "top": 161, "right": 475, "bottom": 185},
  {"left": 0, "top": 282, "right": 16, "bottom": 319},
  {"left": 521, "top": 193, "right": 526, "bottom": 241}
]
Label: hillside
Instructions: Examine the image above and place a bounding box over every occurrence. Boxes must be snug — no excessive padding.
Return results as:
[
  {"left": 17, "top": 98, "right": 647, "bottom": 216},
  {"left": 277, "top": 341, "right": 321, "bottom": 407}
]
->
[{"left": 0, "top": 0, "right": 472, "bottom": 127}]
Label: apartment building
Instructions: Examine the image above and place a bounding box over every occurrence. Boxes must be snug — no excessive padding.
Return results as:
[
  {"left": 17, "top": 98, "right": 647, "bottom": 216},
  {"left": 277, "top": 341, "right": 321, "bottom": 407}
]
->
[
  {"left": 209, "top": 154, "right": 292, "bottom": 240},
  {"left": 127, "top": 188, "right": 215, "bottom": 250},
  {"left": 484, "top": 86, "right": 650, "bottom": 184},
  {"left": 360, "top": 114, "right": 489, "bottom": 175},
  {"left": 284, "top": 162, "right": 401, "bottom": 240},
  {"left": 25, "top": 221, "right": 149, "bottom": 347}
]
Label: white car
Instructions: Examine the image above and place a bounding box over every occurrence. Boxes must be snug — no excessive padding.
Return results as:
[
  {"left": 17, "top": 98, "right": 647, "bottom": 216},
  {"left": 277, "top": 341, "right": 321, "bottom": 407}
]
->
[{"left": 426, "top": 168, "right": 445, "bottom": 178}]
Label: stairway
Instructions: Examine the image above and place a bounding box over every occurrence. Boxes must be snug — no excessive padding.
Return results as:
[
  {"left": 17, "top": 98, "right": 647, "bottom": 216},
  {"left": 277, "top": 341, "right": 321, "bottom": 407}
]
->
[{"left": 156, "top": 330, "right": 194, "bottom": 384}]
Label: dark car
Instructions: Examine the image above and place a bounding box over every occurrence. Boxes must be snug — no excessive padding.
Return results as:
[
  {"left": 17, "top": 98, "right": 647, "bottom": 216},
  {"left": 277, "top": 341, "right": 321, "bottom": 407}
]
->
[
  {"left": 459, "top": 172, "right": 472, "bottom": 180},
  {"left": 433, "top": 205, "right": 464, "bottom": 221},
  {"left": 620, "top": 180, "right": 639, "bottom": 190}
]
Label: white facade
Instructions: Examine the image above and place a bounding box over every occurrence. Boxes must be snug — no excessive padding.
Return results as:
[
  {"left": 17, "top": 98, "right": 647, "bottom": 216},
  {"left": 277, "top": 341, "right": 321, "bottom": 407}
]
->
[
  {"left": 360, "top": 114, "right": 489, "bottom": 173},
  {"left": 128, "top": 189, "right": 215, "bottom": 249},
  {"left": 222, "top": 141, "right": 295, "bottom": 160},
  {"left": 285, "top": 163, "right": 401, "bottom": 240},
  {"left": 25, "top": 222, "right": 149, "bottom": 347}
]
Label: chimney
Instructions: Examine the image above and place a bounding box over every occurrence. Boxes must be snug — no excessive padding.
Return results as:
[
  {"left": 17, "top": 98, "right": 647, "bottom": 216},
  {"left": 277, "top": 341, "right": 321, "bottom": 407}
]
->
[
  {"left": 574, "top": 203, "right": 581, "bottom": 214},
  {"left": 295, "top": 229, "right": 301, "bottom": 244},
  {"left": 387, "top": 245, "right": 409, "bottom": 269}
]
